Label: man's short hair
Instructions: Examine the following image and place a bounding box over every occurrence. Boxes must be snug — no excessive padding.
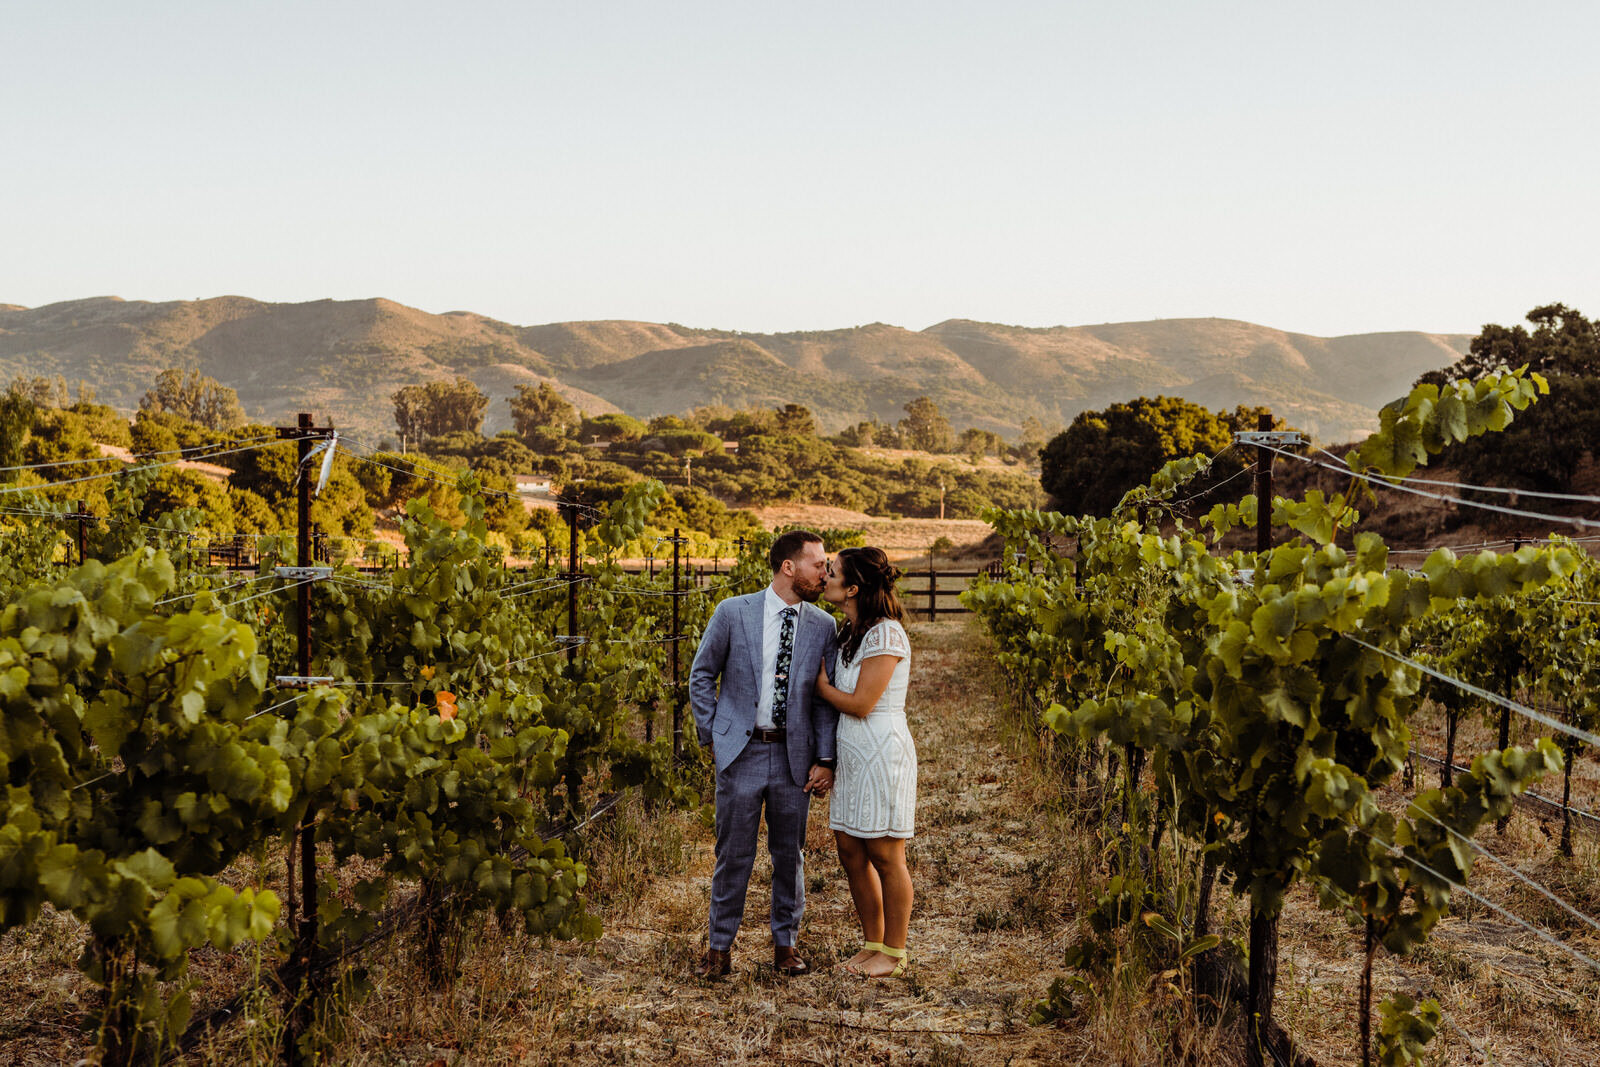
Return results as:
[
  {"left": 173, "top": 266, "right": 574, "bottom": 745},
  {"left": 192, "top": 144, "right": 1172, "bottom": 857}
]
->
[{"left": 769, "top": 529, "right": 823, "bottom": 572}]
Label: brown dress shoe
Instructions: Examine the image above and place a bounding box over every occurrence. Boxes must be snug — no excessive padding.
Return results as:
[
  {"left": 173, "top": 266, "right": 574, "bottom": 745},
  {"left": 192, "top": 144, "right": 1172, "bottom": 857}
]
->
[
  {"left": 696, "top": 948, "right": 731, "bottom": 979},
  {"left": 773, "top": 944, "right": 811, "bottom": 976}
]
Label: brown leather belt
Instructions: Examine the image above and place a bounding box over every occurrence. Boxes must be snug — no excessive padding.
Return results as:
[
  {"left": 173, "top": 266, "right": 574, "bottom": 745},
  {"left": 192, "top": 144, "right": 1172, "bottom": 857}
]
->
[{"left": 750, "top": 727, "right": 787, "bottom": 743}]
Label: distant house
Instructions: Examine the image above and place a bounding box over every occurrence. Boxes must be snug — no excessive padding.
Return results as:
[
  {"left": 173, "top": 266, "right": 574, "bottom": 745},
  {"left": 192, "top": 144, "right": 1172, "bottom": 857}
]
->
[
  {"left": 516, "top": 478, "right": 554, "bottom": 496},
  {"left": 723, "top": 440, "right": 739, "bottom": 453}
]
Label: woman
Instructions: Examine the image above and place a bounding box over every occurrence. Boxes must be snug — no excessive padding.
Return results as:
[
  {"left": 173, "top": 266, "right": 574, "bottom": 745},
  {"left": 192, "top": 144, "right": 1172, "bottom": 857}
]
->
[{"left": 814, "top": 546, "right": 917, "bottom": 978}]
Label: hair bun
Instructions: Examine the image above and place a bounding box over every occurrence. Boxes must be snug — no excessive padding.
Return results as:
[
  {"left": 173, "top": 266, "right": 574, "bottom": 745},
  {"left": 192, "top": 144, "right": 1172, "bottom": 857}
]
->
[{"left": 884, "top": 562, "right": 903, "bottom": 583}]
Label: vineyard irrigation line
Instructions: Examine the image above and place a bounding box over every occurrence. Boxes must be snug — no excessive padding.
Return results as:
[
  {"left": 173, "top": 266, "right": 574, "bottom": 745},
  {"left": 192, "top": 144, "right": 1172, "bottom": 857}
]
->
[
  {"left": 222, "top": 577, "right": 321, "bottom": 610},
  {"left": 0, "top": 439, "right": 280, "bottom": 497},
  {"left": 1263, "top": 445, "right": 1600, "bottom": 532},
  {"left": 498, "top": 580, "right": 583, "bottom": 602},
  {"left": 154, "top": 572, "right": 276, "bottom": 606},
  {"left": 500, "top": 646, "right": 581, "bottom": 670},
  {"left": 1170, "top": 460, "right": 1257, "bottom": 510},
  {"left": 495, "top": 632, "right": 700, "bottom": 670},
  {"left": 245, "top": 694, "right": 307, "bottom": 721},
  {"left": 1125, "top": 443, "right": 1239, "bottom": 509},
  {"left": 1413, "top": 748, "right": 1600, "bottom": 831},
  {"left": 324, "top": 574, "right": 396, "bottom": 592},
  {"left": 72, "top": 769, "right": 120, "bottom": 791},
  {"left": 1348, "top": 636, "right": 1600, "bottom": 749},
  {"left": 1313, "top": 446, "right": 1600, "bottom": 504},
  {"left": 500, "top": 573, "right": 576, "bottom": 594},
  {"left": 1409, "top": 806, "right": 1600, "bottom": 938},
  {"left": 603, "top": 584, "right": 724, "bottom": 597},
  {"left": 0, "top": 505, "right": 98, "bottom": 520},
  {"left": 1388, "top": 538, "right": 1520, "bottom": 556},
  {"left": 1358, "top": 826, "right": 1600, "bottom": 976},
  {"left": 1391, "top": 534, "right": 1600, "bottom": 556}
]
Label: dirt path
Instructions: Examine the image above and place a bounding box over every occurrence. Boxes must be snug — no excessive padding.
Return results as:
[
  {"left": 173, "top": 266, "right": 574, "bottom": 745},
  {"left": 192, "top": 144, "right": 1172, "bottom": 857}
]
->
[
  {"left": 494, "top": 617, "right": 1081, "bottom": 1066},
  {"left": 10, "top": 615, "right": 1596, "bottom": 1064}
]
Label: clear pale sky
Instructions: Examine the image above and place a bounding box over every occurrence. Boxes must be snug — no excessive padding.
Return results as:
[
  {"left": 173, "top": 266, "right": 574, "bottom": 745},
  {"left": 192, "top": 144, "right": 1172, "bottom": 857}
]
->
[{"left": 4, "top": 1, "right": 1596, "bottom": 337}]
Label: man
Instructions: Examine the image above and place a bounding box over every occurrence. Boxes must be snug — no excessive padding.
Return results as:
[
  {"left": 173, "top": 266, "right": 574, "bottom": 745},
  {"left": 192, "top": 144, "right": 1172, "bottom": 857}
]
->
[{"left": 689, "top": 529, "right": 839, "bottom": 978}]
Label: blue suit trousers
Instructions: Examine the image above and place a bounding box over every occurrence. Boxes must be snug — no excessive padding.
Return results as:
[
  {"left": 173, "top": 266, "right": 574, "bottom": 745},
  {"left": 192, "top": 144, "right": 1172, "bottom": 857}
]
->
[{"left": 709, "top": 739, "right": 809, "bottom": 950}]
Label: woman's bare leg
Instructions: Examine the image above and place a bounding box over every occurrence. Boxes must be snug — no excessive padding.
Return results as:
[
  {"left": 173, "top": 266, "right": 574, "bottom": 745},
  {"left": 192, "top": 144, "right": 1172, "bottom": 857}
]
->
[
  {"left": 860, "top": 837, "right": 913, "bottom": 976},
  {"left": 835, "top": 831, "right": 883, "bottom": 969}
]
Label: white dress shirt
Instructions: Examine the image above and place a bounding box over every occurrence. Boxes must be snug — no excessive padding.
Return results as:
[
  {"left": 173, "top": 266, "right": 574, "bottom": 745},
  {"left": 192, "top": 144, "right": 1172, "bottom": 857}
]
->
[{"left": 756, "top": 586, "right": 799, "bottom": 729}]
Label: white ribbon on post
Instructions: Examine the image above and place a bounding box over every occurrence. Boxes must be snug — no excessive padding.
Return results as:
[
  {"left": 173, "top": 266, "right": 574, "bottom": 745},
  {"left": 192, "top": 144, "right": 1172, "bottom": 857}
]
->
[{"left": 299, "top": 432, "right": 339, "bottom": 497}]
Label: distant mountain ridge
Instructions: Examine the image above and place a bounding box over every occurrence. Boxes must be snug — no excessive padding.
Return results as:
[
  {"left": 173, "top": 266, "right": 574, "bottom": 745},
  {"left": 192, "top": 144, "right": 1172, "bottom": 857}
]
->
[{"left": 0, "top": 296, "right": 1472, "bottom": 443}]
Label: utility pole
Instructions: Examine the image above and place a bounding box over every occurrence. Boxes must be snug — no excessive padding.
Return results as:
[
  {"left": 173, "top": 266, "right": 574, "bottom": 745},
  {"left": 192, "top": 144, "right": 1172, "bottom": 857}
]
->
[
  {"left": 274, "top": 411, "right": 334, "bottom": 1063},
  {"left": 1234, "top": 412, "right": 1302, "bottom": 563}
]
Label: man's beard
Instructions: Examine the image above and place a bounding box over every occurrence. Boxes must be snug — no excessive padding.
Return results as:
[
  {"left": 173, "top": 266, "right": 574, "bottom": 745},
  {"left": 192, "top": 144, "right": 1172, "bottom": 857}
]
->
[{"left": 792, "top": 576, "right": 824, "bottom": 602}]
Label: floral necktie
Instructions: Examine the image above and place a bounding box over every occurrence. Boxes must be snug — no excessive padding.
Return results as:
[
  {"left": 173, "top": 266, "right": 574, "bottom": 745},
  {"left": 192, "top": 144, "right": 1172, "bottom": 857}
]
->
[{"left": 772, "top": 606, "right": 796, "bottom": 729}]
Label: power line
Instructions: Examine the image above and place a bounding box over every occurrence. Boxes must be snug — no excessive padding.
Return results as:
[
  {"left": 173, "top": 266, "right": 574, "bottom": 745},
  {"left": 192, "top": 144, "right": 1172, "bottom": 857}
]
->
[
  {"left": 0, "top": 439, "right": 279, "bottom": 497},
  {"left": 0, "top": 433, "right": 278, "bottom": 475}
]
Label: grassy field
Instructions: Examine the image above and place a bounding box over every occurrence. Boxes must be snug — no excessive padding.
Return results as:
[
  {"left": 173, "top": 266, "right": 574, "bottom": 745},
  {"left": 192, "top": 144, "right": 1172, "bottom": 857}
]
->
[{"left": 4, "top": 618, "right": 1599, "bottom": 1064}]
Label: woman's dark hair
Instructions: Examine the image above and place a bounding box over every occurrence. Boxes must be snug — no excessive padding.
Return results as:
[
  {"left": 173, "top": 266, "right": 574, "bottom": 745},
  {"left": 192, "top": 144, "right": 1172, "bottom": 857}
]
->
[{"left": 836, "top": 546, "right": 905, "bottom": 665}]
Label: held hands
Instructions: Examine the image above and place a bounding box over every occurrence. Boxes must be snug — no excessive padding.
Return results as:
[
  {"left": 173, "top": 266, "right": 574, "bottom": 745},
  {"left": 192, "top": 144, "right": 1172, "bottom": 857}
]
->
[{"left": 804, "top": 764, "right": 834, "bottom": 798}]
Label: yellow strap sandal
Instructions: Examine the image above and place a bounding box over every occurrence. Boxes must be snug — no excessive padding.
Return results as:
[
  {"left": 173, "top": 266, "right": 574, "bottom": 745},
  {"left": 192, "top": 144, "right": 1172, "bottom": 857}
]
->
[
  {"left": 876, "top": 945, "right": 908, "bottom": 978},
  {"left": 844, "top": 941, "right": 885, "bottom": 974}
]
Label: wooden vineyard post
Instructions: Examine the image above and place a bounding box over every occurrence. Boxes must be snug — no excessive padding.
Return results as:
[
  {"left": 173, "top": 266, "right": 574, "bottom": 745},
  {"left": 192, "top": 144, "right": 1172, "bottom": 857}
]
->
[
  {"left": 273, "top": 410, "right": 334, "bottom": 1064},
  {"left": 560, "top": 489, "right": 581, "bottom": 666},
  {"left": 1250, "top": 409, "right": 1275, "bottom": 1067},
  {"left": 1233, "top": 409, "right": 1309, "bottom": 1067},
  {"left": 671, "top": 527, "right": 684, "bottom": 758},
  {"left": 1255, "top": 411, "right": 1273, "bottom": 557},
  {"left": 272, "top": 406, "right": 337, "bottom": 1062}
]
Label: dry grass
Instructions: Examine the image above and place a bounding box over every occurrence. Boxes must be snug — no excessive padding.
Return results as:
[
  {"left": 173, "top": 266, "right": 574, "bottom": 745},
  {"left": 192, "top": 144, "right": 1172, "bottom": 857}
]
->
[
  {"left": 5, "top": 619, "right": 1600, "bottom": 1065},
  {"left": 751, "top": 506, "right": 996, "bottom": 561}
]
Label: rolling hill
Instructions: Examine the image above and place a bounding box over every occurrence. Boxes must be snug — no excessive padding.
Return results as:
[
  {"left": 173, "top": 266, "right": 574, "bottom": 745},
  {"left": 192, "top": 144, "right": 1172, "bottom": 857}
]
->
[{"left": 0, "top": 296, "right": 1471, "bottom": 442}]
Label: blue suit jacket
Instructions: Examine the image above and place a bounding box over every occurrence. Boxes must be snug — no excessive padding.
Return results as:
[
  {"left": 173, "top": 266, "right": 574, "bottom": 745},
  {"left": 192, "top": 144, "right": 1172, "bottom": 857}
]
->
[{"left": 689, "top": 591, "right": 839, "bottom": 788}]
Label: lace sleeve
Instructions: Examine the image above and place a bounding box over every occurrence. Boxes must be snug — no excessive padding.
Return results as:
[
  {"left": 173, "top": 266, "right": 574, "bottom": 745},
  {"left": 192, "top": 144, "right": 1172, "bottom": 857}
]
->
[{"left": 859, "top": 619, "right": 910, "bottom": 660}]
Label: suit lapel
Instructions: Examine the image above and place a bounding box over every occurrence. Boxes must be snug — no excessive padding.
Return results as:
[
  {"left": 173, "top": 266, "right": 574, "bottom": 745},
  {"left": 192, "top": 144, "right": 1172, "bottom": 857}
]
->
[
  {"left": 791, "top": 604, "right": 817, "bottom": 665},
  {"left": 740, "top": 593, "right": 764, "bottom": 675}
]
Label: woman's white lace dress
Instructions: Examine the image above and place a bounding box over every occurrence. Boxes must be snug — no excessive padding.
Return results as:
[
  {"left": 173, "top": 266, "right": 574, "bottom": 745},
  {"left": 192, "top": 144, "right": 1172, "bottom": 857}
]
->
[{"left": 829, "top": 619, "right": 917, "bottom": 839}]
